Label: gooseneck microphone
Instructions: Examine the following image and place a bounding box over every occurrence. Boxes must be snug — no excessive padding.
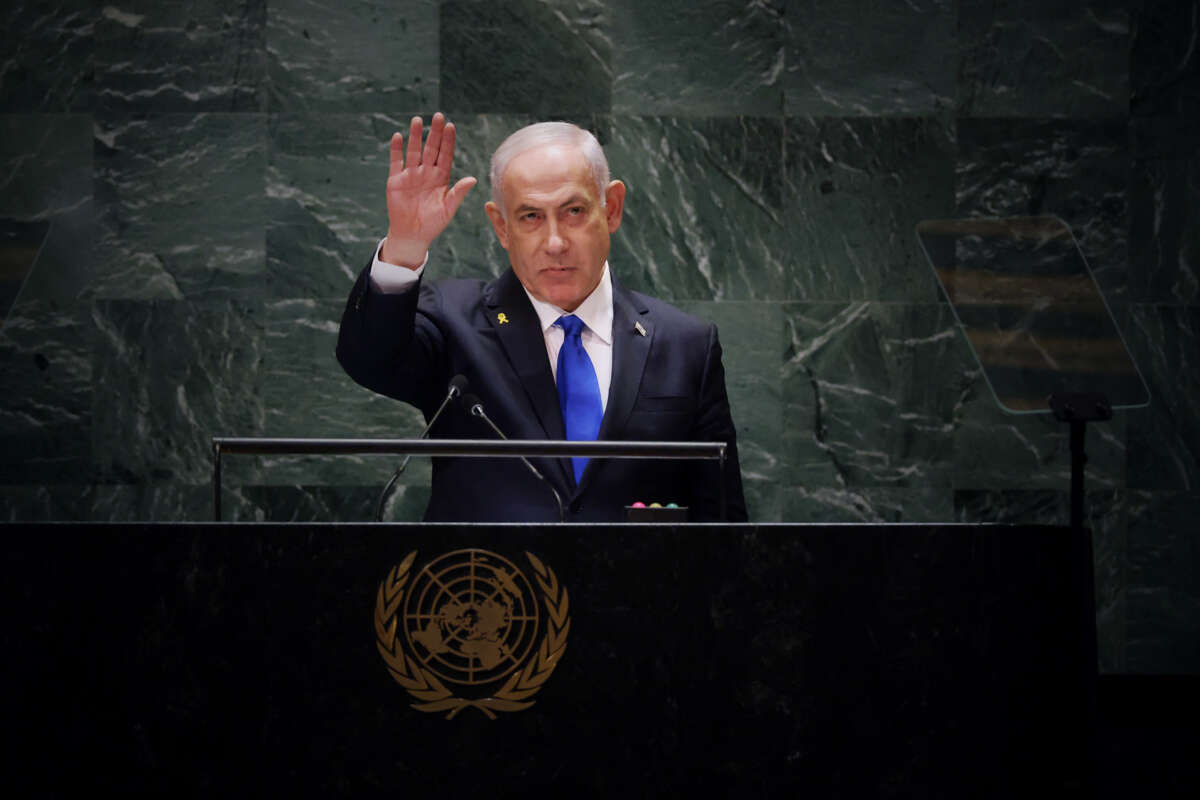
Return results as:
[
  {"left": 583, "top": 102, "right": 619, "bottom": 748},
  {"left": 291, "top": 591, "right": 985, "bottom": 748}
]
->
[
  {"left": 375, "top": 374, "right": 469, "bottom": 521},
  {"left": 461, "top": 393, "right": 566, "bottom": 522}
]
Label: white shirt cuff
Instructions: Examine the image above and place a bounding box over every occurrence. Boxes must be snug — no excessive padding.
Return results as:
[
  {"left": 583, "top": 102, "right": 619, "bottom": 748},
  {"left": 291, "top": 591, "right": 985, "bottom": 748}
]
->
[{"left": 369, "top": 237, "right": 427, "bottom": 293}]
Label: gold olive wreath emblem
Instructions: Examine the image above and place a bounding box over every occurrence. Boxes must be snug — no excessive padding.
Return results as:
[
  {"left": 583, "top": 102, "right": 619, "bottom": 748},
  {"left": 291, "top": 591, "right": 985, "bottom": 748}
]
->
[{"left": 374, "top": 549, "right": 570, "bottom": 719}]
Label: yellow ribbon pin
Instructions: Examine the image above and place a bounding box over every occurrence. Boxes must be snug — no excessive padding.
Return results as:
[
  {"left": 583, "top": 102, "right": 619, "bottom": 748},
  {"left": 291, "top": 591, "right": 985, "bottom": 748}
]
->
[{"left": 497, "top": 313, "right": 509, "bottom": 325}]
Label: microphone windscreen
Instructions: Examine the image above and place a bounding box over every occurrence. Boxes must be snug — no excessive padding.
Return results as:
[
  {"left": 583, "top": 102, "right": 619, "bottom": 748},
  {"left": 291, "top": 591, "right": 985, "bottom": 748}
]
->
[
  {"left": 461, "top": 393, "right": 483, "bottom": 414},
  {"left": 448, "top": 374, "right": 469, "bottom": 397}
]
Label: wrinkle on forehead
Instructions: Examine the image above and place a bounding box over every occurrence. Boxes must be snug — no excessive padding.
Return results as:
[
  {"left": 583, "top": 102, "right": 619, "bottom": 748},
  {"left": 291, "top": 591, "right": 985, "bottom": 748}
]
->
[{"left": 501, "top": 146, "right": 599, "bottom": 214}]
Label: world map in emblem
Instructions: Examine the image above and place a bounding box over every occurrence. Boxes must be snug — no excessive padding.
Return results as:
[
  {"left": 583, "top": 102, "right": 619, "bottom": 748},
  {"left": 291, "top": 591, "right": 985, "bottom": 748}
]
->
[{"left": 402, "top": 549, "right": 541, "bottom": 686}]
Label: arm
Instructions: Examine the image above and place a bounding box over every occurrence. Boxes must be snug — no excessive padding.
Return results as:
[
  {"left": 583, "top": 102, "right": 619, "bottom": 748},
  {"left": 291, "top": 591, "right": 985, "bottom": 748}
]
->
[{"left": 336, "top": 114, "right": 475, "bottom": 412}]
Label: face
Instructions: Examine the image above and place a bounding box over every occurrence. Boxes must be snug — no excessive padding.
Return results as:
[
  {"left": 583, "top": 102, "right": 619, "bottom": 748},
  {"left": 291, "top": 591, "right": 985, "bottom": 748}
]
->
[{"left": 485, "top": 145, "right": 625, "bottom": 312}]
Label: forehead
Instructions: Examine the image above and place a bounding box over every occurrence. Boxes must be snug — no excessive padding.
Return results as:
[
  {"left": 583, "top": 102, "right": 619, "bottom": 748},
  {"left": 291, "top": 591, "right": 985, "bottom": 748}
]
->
[{"left": 502, "top": 145, "right": 598, "bottom": 209}]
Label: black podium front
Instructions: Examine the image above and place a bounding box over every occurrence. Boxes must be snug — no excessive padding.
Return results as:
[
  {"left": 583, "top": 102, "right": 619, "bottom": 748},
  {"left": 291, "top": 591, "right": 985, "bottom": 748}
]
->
[{"left": 4, "top": 523, "right": 1093, "bottom": 797}]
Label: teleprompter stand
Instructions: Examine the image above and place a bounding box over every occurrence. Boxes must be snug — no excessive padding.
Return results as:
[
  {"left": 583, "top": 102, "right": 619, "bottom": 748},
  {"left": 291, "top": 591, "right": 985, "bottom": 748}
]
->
[
  {"left": 1049, "top": 391, "right": 1113, "bottom": 534},
  {"left": 919, "top": 216, "right": 1154, "bottom": 795}
]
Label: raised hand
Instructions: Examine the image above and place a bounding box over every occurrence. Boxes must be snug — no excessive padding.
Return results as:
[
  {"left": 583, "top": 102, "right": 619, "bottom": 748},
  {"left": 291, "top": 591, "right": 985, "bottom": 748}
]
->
[{"left": 382, "top": 112, "right": 477, "bottom": 268}]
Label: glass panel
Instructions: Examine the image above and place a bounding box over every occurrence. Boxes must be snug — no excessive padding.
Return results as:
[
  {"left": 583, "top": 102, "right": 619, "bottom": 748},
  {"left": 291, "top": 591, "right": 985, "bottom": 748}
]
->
[
  {"left": 916, "top": 215, "right": 1150, "bottom": 414},
  {"left": 0, "top": 219, "right": 49, "bottom": 327}
]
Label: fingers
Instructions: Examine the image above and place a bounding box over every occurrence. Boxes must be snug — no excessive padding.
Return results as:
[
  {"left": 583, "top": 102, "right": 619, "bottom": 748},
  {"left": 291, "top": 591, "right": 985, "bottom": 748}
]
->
[
  {"left": 388, "top": 132, "right": 404, "bottom": 178},
  {"left": 436, "top": 121, "right": 458, "bottom": 176},
  {"left": 387, "top": 113, "right": 468, "bottom": 189},
  {"left": 424, "top": 112, "right": 445, "bottom": 169},
  {"left": 404, "top": 115, "right": 422, "bottom": 169},
  {"left": 445, "top": 176, "right": 477, "bottom": 216}
]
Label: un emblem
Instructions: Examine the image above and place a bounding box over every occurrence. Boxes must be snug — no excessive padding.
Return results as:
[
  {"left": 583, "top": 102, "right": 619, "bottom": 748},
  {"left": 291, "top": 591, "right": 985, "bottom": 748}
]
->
[{"left": 374, "top": 549, "right": 570, "bottom": 719}]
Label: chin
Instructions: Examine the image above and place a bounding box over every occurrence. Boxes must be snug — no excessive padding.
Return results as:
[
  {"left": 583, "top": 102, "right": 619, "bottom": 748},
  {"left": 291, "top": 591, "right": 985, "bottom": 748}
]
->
[
  {"left": 538, "top": 283, "right": 579, "bottom": 305},
  {"left": 549, "top": 296, "right": 578, "bottom": 311}
]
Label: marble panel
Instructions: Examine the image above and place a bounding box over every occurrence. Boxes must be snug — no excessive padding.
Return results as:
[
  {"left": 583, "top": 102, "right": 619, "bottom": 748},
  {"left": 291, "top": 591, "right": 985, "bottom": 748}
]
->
[
  {"left": 0, "top": 300, "right": 93, "bottom": 484},
  {"left": 94, "top": 113, "right": 266, "bottom": 302},
  {"left": 9, "top": 204, "right": 97, "bottom": 310},
  {"left": 781, "top": 487, "right": 953, "bottom": 523},
  {"left": 267, "top": 0, "right": 438, "bottom": 112},
  {"left": 267, "top": 113, "right": 395, "bottom": 299},
  {"left": 93, "top": 0, "right": 266, "bottom": 112},
  {"left": 90, "top": 483, "right": 217, "bottom": 522},
  {"left": 1129, "top": 156, "right": 1200, "bottom": 304},
  {"left": 439, "top": 0, "right": 611, "bottom": 115},
  {"left": 784, "top": 0, "right": 954, "bottom": 116},
  {"left": 952, "top": 382, "right": 1127, "bottom": 490},
  {"left": 610, "top": 0, "right": 785, "bottom": 116},
  {"left": 0, "top": 485, "right": 95, "bottom": 522},
  {"left": 957, "top": 0, "right": 1130, "bottom": 117},
  {"left": 229, "top": 484, "right": 428, "bottom": 523},
  {"left": 956, "top": 117, "right": 1131, "bottom": 303},
  {"left": 678, "top": 301, "right": 783, "bottom": 522},
  {"left": 0, "top": 1, "right": 96, "bottom": 111},
  {"left": 953, "top": 488, "right": 1068, "bottom": 524},
  {"left": 783, "top": 116, "right": 954, "bottom": 302},
  {"left": 605, "top": 116, "right": 787, "bottom": 301},
  {"left": 1125, "top": 490, "right": 1200, "bottom": 673},
  {"left": 91, "top": 300, "right": 264, "bottom": 486},
  {"left": 1125, "top": 304, "right": 1200, "bottom": 490},
  {"left": 0, "top": 114, "right": 92, "bottom": 219},
  {"left": 262, "top": 297, "right": 428, "bottom": 488},
  {"left": 0, "top": 219, "right": 50, "bottom": 321},
  {"left": 781, "top": 302, "right": 968, "bottom": 489},
  {"left": 0, "top": 114, "right": 95, "bottom": 309},
  {"left": 1130, "top": 0, "right": 1200, "bottom": 160}
]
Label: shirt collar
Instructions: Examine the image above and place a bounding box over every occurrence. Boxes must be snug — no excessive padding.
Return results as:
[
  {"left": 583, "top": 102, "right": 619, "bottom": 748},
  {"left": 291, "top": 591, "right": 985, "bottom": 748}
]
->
[{"left": 523, "top": 262, "right": 613, "bottom": 345}]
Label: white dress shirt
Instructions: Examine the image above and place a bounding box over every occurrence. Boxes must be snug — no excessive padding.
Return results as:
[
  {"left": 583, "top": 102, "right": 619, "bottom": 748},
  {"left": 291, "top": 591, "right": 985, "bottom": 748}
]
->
[{"left": 369, "top": 241, "right": 613, "bottom": 411}]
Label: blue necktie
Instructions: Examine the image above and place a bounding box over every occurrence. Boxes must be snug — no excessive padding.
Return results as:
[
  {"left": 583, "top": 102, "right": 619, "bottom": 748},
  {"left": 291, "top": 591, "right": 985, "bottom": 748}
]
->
[{"left": 555, "top": 314, "right": 603, "bottom": 484}]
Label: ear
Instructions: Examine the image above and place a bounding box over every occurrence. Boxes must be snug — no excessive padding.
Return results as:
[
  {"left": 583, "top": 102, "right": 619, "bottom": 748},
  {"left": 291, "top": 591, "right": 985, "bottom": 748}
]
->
[
  {"left": 604, "top": 180, "right": 626, "bottom": 233},
  {"left": 485, "top": 201, "right": 509, "bottom": 249}
]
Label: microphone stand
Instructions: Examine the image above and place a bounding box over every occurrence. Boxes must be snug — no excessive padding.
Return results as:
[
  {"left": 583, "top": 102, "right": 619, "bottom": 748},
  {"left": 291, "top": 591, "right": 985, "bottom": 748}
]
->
[
  {"left": 375, "top": 376, "right": 467, "bottom": 521},
  {"left": 465, "top": 396, "right": 566, "bottom": 523}
]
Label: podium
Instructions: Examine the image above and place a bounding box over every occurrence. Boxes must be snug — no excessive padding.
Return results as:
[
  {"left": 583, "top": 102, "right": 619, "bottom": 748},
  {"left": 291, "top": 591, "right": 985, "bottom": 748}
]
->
[{"left": 5, "top": 521, "right": 1093, "bottom": 796}]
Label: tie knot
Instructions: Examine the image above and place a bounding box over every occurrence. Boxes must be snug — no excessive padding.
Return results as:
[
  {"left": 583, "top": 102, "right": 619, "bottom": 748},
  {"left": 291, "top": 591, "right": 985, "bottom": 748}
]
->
[{"left": 557, "top": 314, "right": 584, "bottom": 338}]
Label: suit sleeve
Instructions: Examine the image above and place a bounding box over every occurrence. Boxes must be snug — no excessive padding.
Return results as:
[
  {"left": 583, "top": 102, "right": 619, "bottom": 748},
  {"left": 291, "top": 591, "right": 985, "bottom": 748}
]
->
[
  {"left": 335, "top": 260, "right": 448, "bottom": 418},
  {"left": 690, "top": 324, "right": 749, "bottom": 522}
]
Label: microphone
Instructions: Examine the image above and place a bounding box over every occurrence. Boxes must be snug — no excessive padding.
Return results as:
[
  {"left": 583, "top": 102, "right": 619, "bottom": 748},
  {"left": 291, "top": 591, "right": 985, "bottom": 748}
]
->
[
  {"left": 461, "top": 393, "right": 565, "bottom": 522},
  {"left": 375, "top": 374, "right": 469, "bottom": 521}
]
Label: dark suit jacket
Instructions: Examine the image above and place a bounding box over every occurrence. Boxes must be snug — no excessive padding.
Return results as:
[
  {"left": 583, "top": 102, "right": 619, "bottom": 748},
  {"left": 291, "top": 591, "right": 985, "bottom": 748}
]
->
[{"left": 336, "top": 263, "right": 747, "bottom": 522}]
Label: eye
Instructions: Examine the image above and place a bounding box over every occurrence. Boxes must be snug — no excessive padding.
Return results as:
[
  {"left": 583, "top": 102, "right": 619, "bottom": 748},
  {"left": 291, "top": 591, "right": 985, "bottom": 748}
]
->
[{"left": 567, "top": 206, "right": 584, "bottom": 216}]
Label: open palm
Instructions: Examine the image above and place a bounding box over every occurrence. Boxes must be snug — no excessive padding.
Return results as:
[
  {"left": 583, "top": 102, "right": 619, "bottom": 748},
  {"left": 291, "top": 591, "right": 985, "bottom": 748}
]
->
[{"left": 383, "top": 113, "right": 477, "bottom": 268}]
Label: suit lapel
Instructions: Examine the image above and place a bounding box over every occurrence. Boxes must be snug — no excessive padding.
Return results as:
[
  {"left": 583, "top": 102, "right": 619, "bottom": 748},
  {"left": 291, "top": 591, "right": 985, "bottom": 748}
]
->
[
  {"left": 576, "top": 281, "right": 651, "bottom": 494},
  {"left": 484, "top": 270, "right": 573, "bottom": 488}
]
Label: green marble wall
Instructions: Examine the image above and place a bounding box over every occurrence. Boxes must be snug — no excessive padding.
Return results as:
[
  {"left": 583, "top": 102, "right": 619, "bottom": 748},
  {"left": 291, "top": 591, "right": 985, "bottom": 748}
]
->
[{"left": 1, "top": 0, "right": 1197, "bottom": 673}]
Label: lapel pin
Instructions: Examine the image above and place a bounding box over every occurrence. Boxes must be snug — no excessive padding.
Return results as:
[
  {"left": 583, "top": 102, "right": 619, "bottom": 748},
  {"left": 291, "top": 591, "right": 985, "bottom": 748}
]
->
[
  {"left": 634, "top": 321, "right": 647, "bottom": 337},
  {"left": 497, "top": 312, "right": 510, "bottom": 325}
]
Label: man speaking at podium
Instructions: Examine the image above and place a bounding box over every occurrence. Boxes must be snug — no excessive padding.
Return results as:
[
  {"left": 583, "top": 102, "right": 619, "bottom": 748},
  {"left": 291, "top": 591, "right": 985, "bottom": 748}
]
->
[{"left": 337, "top": 113, "right": 747, "bottom": 523}]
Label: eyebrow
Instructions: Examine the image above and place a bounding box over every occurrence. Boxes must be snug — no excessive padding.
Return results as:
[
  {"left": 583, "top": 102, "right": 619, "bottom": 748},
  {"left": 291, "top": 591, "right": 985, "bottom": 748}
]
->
[{"left": 513, "top": 195, "right": 591, "bottom": 215}]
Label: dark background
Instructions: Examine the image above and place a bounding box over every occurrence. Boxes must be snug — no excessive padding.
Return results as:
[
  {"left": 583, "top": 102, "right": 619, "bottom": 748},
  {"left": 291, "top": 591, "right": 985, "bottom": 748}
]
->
[{"left": 0, "top": 1, "right": 1196, "bottom": 680}]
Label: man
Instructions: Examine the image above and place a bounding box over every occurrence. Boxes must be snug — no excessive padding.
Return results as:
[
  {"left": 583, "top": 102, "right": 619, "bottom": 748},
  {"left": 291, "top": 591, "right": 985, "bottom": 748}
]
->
[{"left": 337, "top": 113, "right": 747, "bottom": 522}]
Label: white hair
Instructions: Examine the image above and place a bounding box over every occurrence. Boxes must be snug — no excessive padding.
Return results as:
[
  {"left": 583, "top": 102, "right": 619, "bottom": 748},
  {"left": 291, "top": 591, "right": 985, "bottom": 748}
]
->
[{"left": 489, "top": 121, "right": 610, "bottom": 211}]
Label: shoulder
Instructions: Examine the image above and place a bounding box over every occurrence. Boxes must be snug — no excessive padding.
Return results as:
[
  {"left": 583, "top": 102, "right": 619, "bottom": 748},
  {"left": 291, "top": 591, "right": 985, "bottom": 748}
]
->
[
  {"left": 421, "top": 276, "right": 491, "bottom": 302},
  {"left": 415, "top": 276, "right": 494, "bottom": 320}
]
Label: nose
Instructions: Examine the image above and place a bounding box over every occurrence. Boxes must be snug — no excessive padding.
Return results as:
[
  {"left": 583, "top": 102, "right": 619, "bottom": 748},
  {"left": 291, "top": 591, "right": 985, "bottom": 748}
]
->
[{"left": 544, "top": 218, "right": 568, "bottom": 255}]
